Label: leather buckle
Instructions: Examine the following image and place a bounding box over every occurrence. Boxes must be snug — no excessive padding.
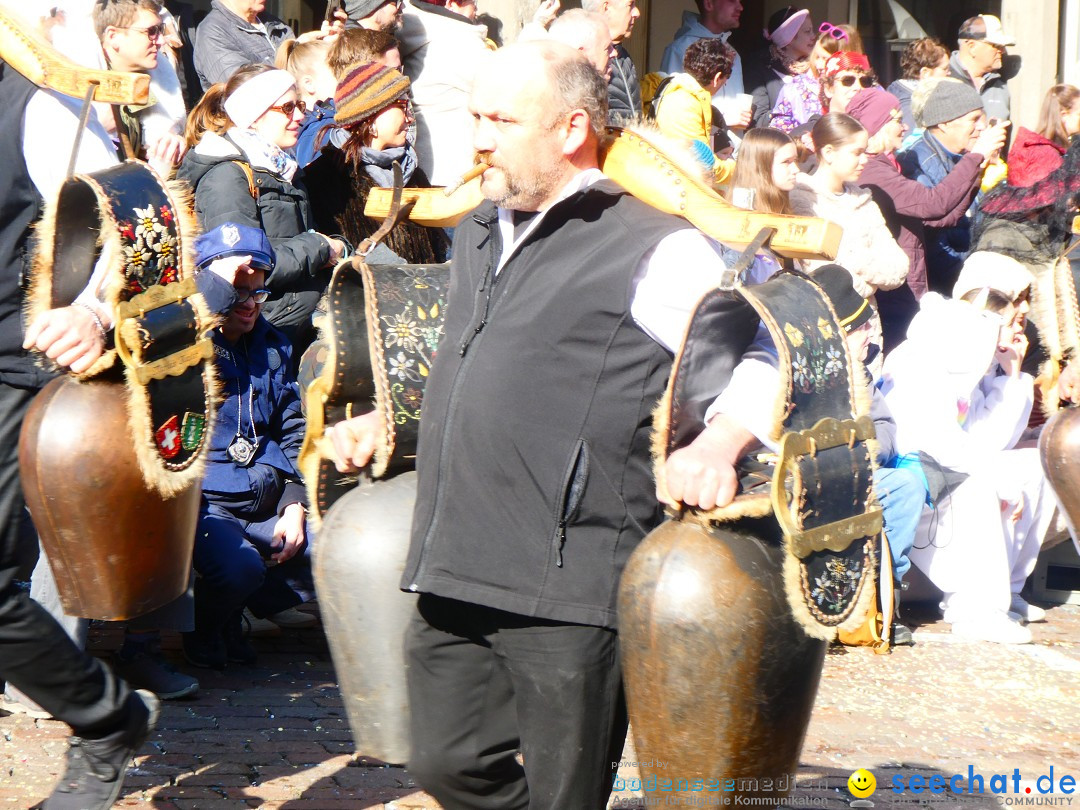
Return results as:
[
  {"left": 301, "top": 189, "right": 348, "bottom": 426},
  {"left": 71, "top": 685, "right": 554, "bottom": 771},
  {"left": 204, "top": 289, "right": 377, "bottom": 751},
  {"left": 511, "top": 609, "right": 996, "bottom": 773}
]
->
[
  {"left": 771, "top": 415, "right": 883, "bottom": 559},
  {"left": 114, "top": 278, "right": 213, "bottom": 385}
]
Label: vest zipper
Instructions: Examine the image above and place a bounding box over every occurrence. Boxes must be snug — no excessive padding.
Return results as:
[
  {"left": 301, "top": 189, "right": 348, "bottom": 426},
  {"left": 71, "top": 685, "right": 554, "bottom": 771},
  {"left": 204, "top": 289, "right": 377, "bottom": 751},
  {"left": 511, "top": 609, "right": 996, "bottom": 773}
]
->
[
  {"left": 459, "top": 213, "right": 502, "bottom": 356},
  {"left": 410, "top": 212, "right": 501, "bottom": 590}
]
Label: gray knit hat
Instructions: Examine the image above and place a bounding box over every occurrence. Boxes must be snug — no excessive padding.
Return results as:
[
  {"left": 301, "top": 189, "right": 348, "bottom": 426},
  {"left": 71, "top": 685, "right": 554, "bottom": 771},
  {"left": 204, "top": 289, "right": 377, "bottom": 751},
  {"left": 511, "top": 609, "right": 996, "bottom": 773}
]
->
[
  {"left": 918, "top": 77, "right": 984, "bottom": 128},
  {"left": 343, "top": 0, "right": 388, "bottom": 21}
]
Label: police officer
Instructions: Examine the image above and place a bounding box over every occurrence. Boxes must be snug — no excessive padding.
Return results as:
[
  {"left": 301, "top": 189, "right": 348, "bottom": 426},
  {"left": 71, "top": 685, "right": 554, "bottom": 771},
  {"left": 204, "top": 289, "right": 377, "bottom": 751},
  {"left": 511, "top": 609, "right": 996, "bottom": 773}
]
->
[{"left": 182, "top": 223, "right": 312, "bottom": 670}]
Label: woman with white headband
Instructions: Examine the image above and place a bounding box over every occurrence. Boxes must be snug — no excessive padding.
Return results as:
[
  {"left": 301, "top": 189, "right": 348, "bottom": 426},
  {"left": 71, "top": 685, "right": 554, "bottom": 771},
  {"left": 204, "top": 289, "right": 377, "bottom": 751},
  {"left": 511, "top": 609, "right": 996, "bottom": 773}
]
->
[{"left": 178, "top": 64, "right": 348, "bottom": 354}]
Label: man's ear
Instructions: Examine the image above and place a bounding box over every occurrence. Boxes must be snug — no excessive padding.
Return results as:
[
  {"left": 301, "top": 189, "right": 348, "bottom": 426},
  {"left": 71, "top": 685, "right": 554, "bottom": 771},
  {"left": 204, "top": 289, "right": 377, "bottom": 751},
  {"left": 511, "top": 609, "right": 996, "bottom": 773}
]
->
[{"left": 561, "top": 108, "right": 592, "bottom": 157}]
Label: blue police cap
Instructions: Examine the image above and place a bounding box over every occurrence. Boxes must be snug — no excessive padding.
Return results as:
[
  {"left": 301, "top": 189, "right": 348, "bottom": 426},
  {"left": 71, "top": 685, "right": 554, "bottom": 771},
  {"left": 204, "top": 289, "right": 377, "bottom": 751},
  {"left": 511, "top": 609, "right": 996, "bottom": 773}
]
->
[{"left": 194, "top": 223, "right": 276, "bottom": 276}]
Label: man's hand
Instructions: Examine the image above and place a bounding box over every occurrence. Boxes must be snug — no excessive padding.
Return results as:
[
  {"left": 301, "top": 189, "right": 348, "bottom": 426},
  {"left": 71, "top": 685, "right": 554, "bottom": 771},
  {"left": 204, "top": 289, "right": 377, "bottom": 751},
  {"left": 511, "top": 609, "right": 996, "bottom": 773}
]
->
[
  {"left": 323, "top": 236, "right": 348, "bottom": 265},
  {"left": 297, "top": 12, "right": 346, "bottom": 43},
  {"left": 531, "top": 0, "right": 560, "bottom": 28},
  {"left": 658, "top": 414, "right": 757, "bottom": 511},
  {"left": 147, "top": 131, "right": 187, "bottom": 169},
  {"left": 23, "top": 305, "right": 106, "bottom": 374},
  {"left": 729, "top": 107, "right": 753, "bottom": 130},
  {"left": 326, "top": 410, "right": 382, "bottom": 473},
  {"left": 206, "top": 254, "right": 258, "bottom": 286},
  {"left": 972, "top": 121, "right": 1008, "bottom": 162},
  {"left": 271, "top": 502, "right": 307, "bottom": 563}
]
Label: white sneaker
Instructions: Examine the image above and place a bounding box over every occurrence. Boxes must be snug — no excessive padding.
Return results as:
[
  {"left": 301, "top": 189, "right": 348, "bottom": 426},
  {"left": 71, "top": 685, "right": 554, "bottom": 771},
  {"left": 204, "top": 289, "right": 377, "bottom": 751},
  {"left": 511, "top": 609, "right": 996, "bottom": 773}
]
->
[
  {"left": 242, "top": 608, "right": 282, "bottom": 638},
  {"left": 269, "top": 607, "right": 318, "bottom": 629},
  {"left": 951, "top": 611, "right": 1032, "bottom": 644},
  {"left": 1008, "top": 594, "right": 1047, "bottom": 623}
]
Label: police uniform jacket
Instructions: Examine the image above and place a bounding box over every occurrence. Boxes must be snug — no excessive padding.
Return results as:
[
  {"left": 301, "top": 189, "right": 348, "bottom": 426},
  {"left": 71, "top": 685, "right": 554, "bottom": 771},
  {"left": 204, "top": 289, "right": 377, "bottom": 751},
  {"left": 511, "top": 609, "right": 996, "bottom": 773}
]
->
[{"left": 203, "top": 316, "right": 306, "bottom": 511}]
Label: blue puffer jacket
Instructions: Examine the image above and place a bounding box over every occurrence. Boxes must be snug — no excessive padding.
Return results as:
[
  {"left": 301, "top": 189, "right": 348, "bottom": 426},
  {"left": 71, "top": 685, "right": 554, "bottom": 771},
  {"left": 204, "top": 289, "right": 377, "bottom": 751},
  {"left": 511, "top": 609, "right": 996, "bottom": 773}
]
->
[{"left": 897, "top": 131, "right": 975, "bottom": 293}]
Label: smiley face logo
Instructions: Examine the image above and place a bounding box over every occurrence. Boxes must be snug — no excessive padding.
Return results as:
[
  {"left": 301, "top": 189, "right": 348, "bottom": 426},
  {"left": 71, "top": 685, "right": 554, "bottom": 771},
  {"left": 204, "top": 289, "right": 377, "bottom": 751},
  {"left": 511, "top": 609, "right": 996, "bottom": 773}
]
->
[{"left": 848, "top": 769, "right": 877, "bottom": 798}]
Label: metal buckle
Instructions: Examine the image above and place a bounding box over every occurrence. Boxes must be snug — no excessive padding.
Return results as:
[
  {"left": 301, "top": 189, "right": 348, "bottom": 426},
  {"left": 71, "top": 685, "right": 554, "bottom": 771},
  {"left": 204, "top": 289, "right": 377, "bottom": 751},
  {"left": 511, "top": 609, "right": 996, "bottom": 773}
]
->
[
  {"left": 114, "top": 277, "right": 213, "bottom": 385},
  {"left": 771, "top": 415, "right": 883, "bottom": 559}
]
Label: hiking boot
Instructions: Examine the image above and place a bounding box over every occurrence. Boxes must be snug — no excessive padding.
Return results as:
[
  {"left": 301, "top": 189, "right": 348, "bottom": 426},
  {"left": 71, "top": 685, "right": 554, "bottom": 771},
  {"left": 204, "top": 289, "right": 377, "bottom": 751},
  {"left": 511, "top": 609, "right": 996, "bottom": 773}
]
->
[
  {"left": 181, "top": 629, "right": 226, "bottom": 670},
  {"left": 116, "top": 639, "right": 199, "bottom": 700},
  {"left": 43, "top": 689, "right": 159, "bottom": 810},
  {"left": 891, "top": 623, "right": 914, "bottom": 646},
  {"left": 223, "top": 614, "right": 258, "bottom": 666}
]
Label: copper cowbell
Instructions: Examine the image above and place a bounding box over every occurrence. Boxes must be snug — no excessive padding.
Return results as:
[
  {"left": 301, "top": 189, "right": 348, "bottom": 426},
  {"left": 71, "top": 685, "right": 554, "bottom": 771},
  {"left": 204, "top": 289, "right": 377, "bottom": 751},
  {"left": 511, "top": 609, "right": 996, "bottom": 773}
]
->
[
  {"left": 618, "top": 517, "right": 827, "bottom": 804},
  {"left": 19, "top": 376, "right": 199, "bottom": 620}
]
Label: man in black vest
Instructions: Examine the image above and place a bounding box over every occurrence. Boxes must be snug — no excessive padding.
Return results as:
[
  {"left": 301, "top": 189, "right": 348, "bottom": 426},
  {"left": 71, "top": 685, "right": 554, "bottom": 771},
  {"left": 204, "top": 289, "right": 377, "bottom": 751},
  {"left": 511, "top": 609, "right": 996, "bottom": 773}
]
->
[
  {"left": 0, "top": 60, "right": 158, "bottom": 810},
  {"left": 327, "top": 40, "right": 756, "bottom": 810}
]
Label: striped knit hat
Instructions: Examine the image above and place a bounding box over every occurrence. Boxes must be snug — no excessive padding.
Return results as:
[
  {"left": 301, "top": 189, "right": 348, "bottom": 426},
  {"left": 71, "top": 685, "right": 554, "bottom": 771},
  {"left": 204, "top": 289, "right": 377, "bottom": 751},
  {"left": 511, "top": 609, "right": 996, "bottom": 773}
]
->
[{"left": 334, "top": 62, "right": 411, "bottom": 127}]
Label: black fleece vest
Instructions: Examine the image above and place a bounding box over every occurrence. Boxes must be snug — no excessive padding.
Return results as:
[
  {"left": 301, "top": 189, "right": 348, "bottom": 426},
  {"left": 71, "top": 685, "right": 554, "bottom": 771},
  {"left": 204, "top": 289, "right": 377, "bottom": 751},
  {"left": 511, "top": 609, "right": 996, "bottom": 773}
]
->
[
  {"left": 402, "top": 183, "right": 687, "bottom": 628},
  {"left": 0, "top": 63, "right": 49, "bottom": 389}
]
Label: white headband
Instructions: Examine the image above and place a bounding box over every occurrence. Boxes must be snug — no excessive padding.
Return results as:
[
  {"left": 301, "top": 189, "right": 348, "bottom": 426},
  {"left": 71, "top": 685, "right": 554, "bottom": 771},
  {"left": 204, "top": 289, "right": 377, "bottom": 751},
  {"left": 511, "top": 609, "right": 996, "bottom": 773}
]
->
[{"left": 224, "top": 70, "right": 297, "bottom": 130}]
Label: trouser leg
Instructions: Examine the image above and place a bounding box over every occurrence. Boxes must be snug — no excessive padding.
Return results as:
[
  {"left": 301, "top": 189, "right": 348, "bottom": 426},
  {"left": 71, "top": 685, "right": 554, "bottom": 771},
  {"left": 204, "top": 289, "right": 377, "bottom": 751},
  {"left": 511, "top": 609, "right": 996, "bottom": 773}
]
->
[
  {"left": 911, "top": 472, "right": 1011, "bottom": 620},
  {"left": 191, "top": 503, "right": 267, "bottom": 633},
  {"left": 0, "top": 382, "right": 130, "bottom": 736},
  {"left": 496, "top": 613, "right": 624, "bottom": 810},
  {"left": 406, "top": 595, "right": 528, "bottom": 810},
  {"left": 405, "top": 594, "right": 624, "bottom": 810},
  {"left": 874, "top": 467, "right": 925, "bottom": 583}
]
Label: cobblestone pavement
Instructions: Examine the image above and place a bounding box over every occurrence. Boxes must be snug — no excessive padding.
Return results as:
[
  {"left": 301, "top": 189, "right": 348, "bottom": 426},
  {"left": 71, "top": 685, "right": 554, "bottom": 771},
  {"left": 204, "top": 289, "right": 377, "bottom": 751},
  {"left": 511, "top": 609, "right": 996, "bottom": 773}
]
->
[{"left": 2, "top": 599, "right": 1078, "bottom": 809}]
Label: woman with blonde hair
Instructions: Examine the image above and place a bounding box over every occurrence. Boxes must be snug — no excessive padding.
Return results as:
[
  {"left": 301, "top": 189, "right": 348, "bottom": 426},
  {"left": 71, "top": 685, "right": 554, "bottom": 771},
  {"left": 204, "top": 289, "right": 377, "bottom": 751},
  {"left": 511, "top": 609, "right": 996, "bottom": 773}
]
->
[
  {"left": 277, "top": 40, "right": 341, "bottom": 167},
  {"left": 179, "top": 63, "right": 347, "bottom": 349},
  {"left": 1007, "top": 84, "right": 1080, "bottom": 187}
]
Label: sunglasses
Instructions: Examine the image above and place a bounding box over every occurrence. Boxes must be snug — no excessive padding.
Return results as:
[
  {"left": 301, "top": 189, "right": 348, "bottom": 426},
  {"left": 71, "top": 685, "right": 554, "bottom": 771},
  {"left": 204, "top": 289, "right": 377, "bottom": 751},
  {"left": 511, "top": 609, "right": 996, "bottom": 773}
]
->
[
  {"left": 119, "top": 23, "right": 165, "bottom": 39},
  {"left": 233, "top": 288, "right": 271, "bottom": 305},
  {"left": 268, "top": 100, "right": 307, "bottom": 118},
  {"left": 388, "top": 98, "right": 413, "bottom": 115},
  {"left": 838, "top": 74, "right": 875, "bottom": 88},
  {"left": 818, "top": 21, "right": 849, "bottom": 41}
]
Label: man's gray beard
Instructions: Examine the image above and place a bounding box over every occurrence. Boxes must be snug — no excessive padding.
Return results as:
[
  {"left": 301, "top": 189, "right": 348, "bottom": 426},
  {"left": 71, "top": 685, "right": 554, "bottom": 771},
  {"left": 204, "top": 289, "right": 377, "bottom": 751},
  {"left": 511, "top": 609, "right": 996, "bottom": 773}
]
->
[{"left": 487, "top": 163, "right": 564, "bottom": 211}]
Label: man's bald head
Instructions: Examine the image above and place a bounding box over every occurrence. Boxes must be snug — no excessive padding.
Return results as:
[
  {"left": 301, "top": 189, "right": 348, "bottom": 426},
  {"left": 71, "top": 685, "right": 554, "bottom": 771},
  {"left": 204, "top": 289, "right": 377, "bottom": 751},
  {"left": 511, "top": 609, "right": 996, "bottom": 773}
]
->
[
  {"left": 548, "top": 9, "right": 614, "bottom": 79},
  {"left": 470, "top": 41, "right": 609, "bottom": 211},
  {"left": 481, "top": 40, "right": 609, "bottom": 141}
]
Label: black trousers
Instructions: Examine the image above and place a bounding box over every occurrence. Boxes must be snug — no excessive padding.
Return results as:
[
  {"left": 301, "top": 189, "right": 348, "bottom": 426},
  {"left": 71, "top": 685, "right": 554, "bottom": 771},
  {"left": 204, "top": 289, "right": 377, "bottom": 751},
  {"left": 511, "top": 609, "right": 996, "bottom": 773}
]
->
[
  {"left": 405, "top": 594, "right": 627, "bottom": 810},
  {"left": 0, "top": 382, "right": 132, "bottom": 736}
]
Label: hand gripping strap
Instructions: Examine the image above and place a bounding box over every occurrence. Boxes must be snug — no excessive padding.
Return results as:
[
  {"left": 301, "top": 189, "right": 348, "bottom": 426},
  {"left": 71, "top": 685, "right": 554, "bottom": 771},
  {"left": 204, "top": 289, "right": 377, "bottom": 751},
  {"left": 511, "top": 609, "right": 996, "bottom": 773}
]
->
[
  {"left": 27, "top": 160, "right": 217, "bottom": 495},
  {"left": 653, "top": 270, "right": 879, "bottom": 639},
  {"left": 299, "top": 257, "right": 450, "bottom": 523}
]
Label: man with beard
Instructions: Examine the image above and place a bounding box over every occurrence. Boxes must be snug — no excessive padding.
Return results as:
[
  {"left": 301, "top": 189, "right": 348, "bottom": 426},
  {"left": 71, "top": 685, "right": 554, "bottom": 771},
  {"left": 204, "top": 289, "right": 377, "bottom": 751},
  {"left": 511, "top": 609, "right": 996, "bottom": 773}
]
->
[
  {"left": 343, "top": 0, "right": 404, "bottom": 31},
  {"left": 326, "top": 39, "right": 756, "bottom": 810}
]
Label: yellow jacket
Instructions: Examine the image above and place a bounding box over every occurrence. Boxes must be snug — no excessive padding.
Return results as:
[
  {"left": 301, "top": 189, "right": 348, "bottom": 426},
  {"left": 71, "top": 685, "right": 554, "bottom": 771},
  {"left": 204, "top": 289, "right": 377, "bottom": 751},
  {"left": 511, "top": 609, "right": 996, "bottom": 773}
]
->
[{"left": 653, "top": 72, "right": 734, "bottom": 185}]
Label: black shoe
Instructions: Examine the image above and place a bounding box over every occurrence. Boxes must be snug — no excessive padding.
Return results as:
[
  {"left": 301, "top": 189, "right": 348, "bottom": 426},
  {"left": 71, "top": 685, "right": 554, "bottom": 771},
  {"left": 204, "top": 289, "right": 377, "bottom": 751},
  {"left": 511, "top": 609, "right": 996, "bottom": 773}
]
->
[
  {"left": 891, "top": 623, "right": 914, "bottom": 646},
  {"left": 181, "top": 629, "right": 227, "bottom": 670},
  {"left": 223, "top": 614, "right": 258, "bottom": 666},
  {"left": 43, "top": 689, "right": 159, "bottom": 810},
  {"left": 117, "top": 640, "right": 199, "bottom": 700}
]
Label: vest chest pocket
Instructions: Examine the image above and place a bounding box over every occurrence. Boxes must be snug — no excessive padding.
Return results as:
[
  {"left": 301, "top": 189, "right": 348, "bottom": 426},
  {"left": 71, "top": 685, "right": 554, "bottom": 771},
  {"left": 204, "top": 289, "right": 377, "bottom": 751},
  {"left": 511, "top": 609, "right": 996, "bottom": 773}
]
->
[{"left": 554, "top": 438, "right": 590, "bottom": 568}]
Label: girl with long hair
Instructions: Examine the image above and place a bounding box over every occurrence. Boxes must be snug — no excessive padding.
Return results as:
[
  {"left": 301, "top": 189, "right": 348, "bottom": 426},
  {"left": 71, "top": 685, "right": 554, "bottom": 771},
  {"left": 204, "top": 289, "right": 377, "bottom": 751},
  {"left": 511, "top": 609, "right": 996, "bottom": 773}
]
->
[{"left": 1007, "top": 84, "right": 1080, "bottom": 187}]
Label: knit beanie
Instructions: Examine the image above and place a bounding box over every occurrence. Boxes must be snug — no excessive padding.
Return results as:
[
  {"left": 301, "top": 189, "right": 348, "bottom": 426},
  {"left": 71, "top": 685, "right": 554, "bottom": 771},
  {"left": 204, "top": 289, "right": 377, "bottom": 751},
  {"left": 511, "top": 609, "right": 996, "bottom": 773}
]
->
[
  {"left": 919, "top": 78, "right": 983, "bottom": 128},
  {"left": 334, "top": 62, "right": 411, "bottom": 127},
  {"left": 343, "top": 0, "right": 386, "bottom": 21},
  {"left": 846, "top": 87, "right": 901, "bottom": 136}
]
